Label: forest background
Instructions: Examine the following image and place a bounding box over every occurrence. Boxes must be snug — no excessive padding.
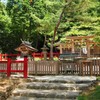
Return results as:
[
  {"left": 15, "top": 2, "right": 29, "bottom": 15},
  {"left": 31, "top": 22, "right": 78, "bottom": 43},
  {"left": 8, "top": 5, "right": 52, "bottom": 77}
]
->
[{"left": 0, "top": 0, "right": 100, "bottom": 54}]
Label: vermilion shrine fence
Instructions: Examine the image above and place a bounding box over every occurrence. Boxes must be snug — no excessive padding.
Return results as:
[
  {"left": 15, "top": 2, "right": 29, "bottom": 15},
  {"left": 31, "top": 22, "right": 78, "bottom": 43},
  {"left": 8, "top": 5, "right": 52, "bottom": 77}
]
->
[
  {"left": 0, "top": 56, "right": 28, "bottom": 78},
  {"left": 0, "top": 53, "right": 60, "bottom": 61},
  {"left": 0, "top": 54, "right": 100, "bottom": 77}
]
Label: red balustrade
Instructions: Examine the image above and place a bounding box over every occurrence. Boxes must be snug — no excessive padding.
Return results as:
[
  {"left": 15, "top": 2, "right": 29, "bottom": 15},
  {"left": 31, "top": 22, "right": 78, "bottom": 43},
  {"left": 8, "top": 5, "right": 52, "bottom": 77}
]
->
[
  {"left": 32, "top": 52, "right": 60, "bottom": 58},
  {"left": 0, "top": 56, "right": 28, "bottom": 78},
  {"left": 0, "top": 53, "right": 60, "bottom": 61}
]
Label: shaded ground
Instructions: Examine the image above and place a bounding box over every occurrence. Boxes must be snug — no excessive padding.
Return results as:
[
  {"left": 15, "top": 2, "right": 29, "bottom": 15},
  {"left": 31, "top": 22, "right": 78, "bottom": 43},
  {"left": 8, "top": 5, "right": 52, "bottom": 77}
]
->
[
  {"left": 0, "top": 75, "right": 26, "bottom": 100},
  {"left": 78, "top": 77, "right": 100, "bottom": 100},
  {"left": 0, "top": 78, "right": 13, "bottom": 100}
]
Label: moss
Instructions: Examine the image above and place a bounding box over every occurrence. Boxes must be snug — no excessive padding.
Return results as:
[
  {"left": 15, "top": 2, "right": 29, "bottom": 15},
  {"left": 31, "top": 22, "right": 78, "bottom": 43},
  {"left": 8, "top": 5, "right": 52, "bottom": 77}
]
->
[
  {"left": 78, "top": 86, "right": 100, "bottom": 100},
  {"left": 97, "top": 76, "right": 100, "bottom": 80}
]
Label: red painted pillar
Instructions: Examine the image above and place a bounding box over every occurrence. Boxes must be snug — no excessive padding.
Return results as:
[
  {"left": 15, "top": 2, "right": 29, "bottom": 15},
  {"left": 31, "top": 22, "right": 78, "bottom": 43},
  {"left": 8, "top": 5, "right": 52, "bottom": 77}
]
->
[
  {"left": 7, "top": 57, "right": 11, "bottom": 77},
  {"left": 0, "top": 54, "right": 2, "bottom": 61},
  {"left": 24, "top": 56, "right": 28, "bottom": 78}
]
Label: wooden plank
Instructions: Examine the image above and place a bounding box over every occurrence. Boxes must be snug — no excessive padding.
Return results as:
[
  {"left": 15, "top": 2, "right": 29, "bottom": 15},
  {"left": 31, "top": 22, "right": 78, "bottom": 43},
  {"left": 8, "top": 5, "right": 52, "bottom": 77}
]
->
[{"left": 66, "top": 35, "right": 94, "bottom": 40}]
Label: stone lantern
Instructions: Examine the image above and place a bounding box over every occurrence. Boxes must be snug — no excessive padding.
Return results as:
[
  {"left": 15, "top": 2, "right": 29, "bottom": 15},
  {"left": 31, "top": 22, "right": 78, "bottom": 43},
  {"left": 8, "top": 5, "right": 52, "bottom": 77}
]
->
[{"left": 41, "top": 45, "right": 48, "bottom": 60}]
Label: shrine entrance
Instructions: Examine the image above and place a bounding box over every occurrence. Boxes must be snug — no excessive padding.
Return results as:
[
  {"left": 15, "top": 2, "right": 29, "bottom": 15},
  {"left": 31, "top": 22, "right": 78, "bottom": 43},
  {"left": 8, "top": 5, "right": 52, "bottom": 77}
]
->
[
  {"left": 56, "top": 35, "right": 100, "bottom": 57},
  {"left": 56, "top": 35, "right": 100, "bottom": 74}
]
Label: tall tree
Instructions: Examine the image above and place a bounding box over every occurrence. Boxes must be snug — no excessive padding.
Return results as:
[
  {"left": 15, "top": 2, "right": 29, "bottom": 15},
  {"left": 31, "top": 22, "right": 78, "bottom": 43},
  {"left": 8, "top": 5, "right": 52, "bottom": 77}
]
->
[
  {"left": 0, "top": 1, "right": 11, "bottom": 53},
  {"left": 58, "top": 0, "right": 100, "bottom": 42},
  {"left": 6, "top": 0, "right": 64, "bottom": 52},
  {"left": 0, "top": 0, "right": 99, "bottom": 54}
]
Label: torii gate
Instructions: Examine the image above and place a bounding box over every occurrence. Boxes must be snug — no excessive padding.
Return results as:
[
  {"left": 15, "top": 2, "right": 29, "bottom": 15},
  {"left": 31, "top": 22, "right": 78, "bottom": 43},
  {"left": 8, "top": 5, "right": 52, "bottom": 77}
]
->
[{"left": 56, "top": 35, "right": 99, "bottom": 57}]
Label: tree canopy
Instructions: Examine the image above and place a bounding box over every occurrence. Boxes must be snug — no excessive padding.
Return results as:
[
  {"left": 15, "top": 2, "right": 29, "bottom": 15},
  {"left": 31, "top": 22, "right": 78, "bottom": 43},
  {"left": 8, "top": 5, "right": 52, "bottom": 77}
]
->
[{"left": 0, "top": 0, "right": 100, "bottom": 53}]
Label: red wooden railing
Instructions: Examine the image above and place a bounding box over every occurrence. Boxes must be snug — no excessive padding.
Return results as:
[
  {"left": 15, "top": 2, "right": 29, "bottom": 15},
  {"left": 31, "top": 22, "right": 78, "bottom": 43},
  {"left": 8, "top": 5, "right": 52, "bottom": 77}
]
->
[
  {"left": 0, "top": 53, "right": 60, "bottom": 61},
  {"left": 32, "top": 52, "right": 60, "bottom": 58},
  {"left": 0, "top": 56, "right": 28, "bottom": 78}
]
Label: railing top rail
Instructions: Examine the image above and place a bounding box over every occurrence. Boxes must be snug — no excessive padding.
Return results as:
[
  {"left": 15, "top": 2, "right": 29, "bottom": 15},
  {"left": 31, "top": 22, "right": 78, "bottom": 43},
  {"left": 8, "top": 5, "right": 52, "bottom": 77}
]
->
[
  {"left": 11, "top": 60, "right": 24, "bottom": 63},
  {"left": 0, "top": 61, "right": 7, "bottom": 63}
]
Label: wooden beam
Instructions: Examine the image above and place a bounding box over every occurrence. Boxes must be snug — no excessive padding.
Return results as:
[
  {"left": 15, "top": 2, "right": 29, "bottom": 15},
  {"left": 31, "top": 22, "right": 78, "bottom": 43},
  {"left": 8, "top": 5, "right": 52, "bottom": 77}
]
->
[
  {"left": 66, "top": 35, "right": 94, "bottom": 40},
  {"left": 71, "top": 39, "right": 75, "bottom": 53},
  {"left": 86, "top": 42, "right": 91, "bottom": 57},
  {"left": 60, "top": 44, "right": 63, "bottom": 54}
]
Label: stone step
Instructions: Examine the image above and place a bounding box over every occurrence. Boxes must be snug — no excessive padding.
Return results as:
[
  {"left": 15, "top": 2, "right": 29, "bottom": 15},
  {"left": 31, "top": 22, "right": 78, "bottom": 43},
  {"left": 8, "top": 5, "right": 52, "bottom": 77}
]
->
[
  {"left": 8, "top": 75, "right": 96, "bottom": 100},
  {"left": 27, "top": 76, "right": 96, "bottom": 83},
  {"left": 12, "top": 89, "right": 81, "bottom": 99},
  {"left": 8, "top": 96, "right": 76, "bottom": 100},
  {"left": 18, "top": 82, "right": 92, "bottom": 90},
  {"left": 11, "top": 75, "right": 96, "bottom": 83}
]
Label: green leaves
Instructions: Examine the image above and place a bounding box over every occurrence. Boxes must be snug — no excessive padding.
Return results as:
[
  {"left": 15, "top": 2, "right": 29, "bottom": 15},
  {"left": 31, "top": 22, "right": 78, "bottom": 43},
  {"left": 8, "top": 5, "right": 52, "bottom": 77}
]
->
[
  {"left": 58, "top": 0, "right": 100, "bottom": 42},
  {"left": 0, "top": 0, "right": 99, "bottom": 53}
]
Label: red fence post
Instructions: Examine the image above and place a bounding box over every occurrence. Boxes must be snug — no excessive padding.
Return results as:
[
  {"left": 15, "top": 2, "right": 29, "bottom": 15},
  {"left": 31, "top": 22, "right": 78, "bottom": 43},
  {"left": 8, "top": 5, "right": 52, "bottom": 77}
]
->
[
  {"left": 24, "top": 56, "right": 28, "bottom": 78},
  {"left": 0, "top": 54, "right": 2, "bottom": 61},
  {"left": 7, "top": 57, "right": 11, "bottom": 77}
]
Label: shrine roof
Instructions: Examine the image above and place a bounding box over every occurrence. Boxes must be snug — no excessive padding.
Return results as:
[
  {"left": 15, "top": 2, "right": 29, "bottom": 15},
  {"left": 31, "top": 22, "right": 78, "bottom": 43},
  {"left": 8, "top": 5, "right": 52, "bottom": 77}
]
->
[{"left": 15, "top": 40, "right": 38, "bottom": 52}]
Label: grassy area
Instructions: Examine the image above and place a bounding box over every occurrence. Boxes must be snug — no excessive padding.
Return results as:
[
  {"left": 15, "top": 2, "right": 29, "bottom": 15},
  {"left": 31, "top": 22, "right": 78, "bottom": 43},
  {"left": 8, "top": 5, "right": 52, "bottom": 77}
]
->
[
  {"left": 78, "top": 86, "right": 100, "bottom": 100},
  {"left": 78, "top": 77, "right": 100, "bottom": 100},
  {"left": 97, "top": 76, "right": 100, "bottom": 80}
]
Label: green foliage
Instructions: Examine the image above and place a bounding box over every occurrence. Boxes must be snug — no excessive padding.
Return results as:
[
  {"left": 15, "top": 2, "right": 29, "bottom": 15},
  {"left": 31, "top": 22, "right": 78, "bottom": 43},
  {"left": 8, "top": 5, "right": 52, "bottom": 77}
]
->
[
  {"left": 0, "top": 0, "right": 99, "bottom": 53},
  {"left": 78, "top": 86, "right": 100, "bottom": 100},
  {"left": 0, "top": 2, "right": 12, "bottom": 53},
  {"left": 5, "top": 0, "right": 65, "bottom": 52},
  {"left": 59, "top": 0, "right": 100, "bottom": 43}
]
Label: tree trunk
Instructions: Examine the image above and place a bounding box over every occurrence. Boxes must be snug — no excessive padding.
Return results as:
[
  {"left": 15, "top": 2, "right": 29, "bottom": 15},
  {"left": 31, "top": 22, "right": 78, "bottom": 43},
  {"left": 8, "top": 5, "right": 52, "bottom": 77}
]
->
[{"left": 50, "top": 4, "right": 68, "bottom": 60}]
